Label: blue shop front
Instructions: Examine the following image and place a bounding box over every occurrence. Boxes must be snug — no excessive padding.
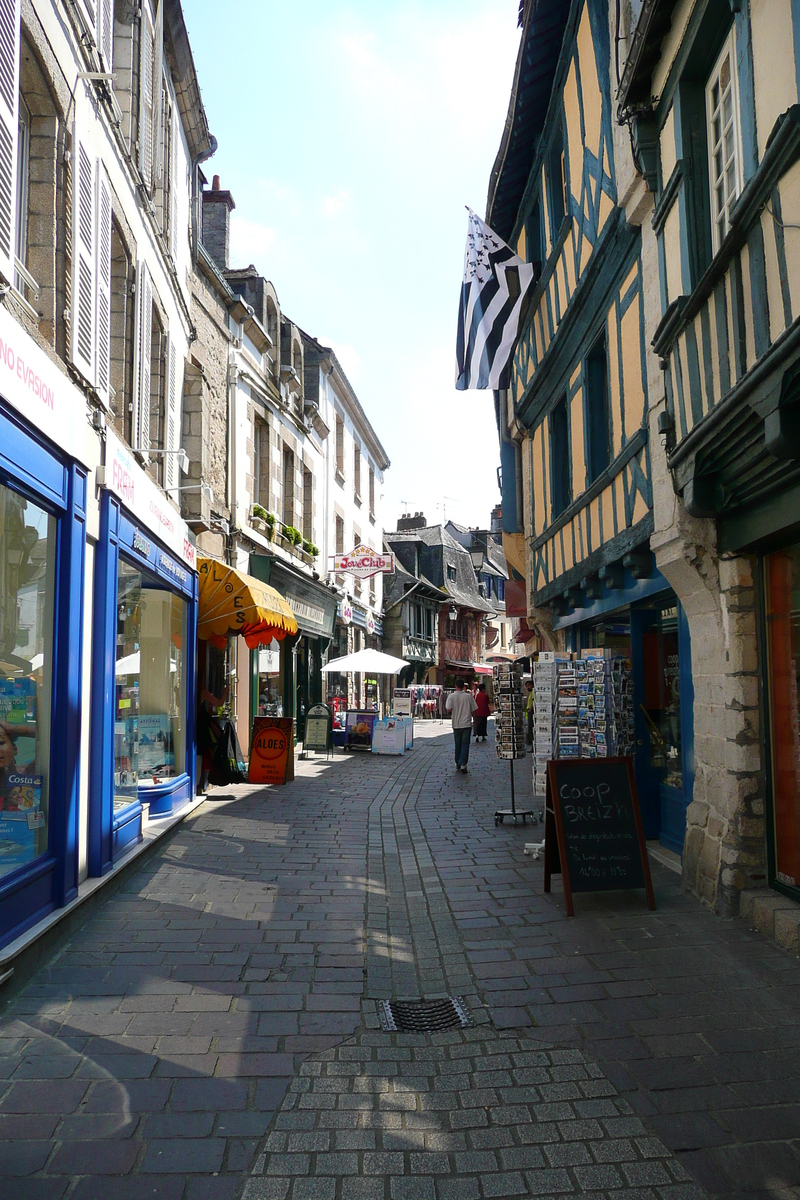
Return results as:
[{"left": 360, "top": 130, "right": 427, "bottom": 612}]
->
[
  {"left": 89, "top": 430, "right": 198, "bottom": 876},
  {"left": 0, "top": 306, "right": 91, "bottom": 949}
]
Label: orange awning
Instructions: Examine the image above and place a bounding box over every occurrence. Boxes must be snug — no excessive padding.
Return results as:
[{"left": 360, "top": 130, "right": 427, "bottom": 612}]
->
[{"left": 198, "top": 557, "right": 298, "bottom": 649}]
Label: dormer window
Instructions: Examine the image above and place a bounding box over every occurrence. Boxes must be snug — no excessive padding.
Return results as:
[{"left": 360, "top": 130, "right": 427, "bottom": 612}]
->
[{"left": 447, "top": 564, "right": 457, "bottom": 582}]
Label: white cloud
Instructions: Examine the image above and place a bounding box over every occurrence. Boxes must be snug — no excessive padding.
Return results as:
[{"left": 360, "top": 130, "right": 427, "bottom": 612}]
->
[{"left": 322, "top": 188, "right": 350, "bottom": 217}]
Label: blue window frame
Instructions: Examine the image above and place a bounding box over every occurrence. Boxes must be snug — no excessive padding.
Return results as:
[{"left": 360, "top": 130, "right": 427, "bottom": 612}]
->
[
  {"left": 89, "top": 491, "right": 198, "bottom": 876},
  {"left": 0, "top": 400, "right": 87, "bottom": 950}
]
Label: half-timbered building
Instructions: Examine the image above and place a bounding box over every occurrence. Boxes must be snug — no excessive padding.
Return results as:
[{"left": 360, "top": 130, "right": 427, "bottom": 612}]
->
[
  {"left": 617, "top": 0, "right": 800, "bottom": 931},
  {"left": 491, "top": 0, "right": 695, "bottom": 858}
]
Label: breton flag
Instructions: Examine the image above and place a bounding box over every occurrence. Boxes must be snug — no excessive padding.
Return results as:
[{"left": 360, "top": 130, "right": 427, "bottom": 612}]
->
[{"left": 456, "top": 208, "right": 535, "bottom": 391}]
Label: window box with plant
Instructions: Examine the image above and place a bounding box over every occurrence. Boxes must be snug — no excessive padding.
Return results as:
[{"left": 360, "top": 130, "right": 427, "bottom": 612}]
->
[
  {"left": 302, "top": 540, "right": 319, "bottom": 558},
  {"left": 281, "top": 525, "right": 303, "bottom": 547}
]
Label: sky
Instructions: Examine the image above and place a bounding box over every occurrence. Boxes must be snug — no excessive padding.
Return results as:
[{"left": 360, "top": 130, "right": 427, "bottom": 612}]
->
[{"left": 184, "top": 1, "right": 522, "bottom": 533}]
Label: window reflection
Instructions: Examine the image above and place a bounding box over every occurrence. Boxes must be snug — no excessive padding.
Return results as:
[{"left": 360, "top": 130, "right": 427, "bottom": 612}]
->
[
  {"left": 115, "top": 560, "right": 188, "bottom": 811},
  {"left": 0, "top": 484, "right": 56, "bottom": 878}
]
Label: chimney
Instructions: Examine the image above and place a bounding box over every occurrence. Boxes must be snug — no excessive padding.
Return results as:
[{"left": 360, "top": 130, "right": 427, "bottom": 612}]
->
[
  {"left": 396, "top": 511, "right": 427, "bottom": 531},
  {"left": 490, "top": 504, "right": 503, "bottom": 534},
  {"left": 202, "top": 175, "right": 235, "bottom": 271}
]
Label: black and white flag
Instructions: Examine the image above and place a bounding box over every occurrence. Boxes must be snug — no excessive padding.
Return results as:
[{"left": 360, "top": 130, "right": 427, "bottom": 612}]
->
[{"left": 456, "top": 208, "right": 535, "bottom": 391}]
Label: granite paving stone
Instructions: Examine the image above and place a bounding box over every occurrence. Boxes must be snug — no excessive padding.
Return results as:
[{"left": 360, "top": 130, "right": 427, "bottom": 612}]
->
[{"left": 0, "top": 724, "right": 797, "bottom": 1200}]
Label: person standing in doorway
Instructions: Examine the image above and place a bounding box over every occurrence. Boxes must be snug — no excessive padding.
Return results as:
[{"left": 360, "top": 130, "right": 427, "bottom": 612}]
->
[
  {"left": 446, "top": 679, "right": 477, "bottom": 773},
  {"left": 473, "top": 683, "right": 491, "bottom": 742}
]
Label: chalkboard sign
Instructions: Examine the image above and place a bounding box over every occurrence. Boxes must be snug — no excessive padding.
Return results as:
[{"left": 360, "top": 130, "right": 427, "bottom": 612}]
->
[
  {"left": 304, "top": 704, "right": 332, "bottom": 755},
  {"left": 544, "top": 757, "right": 655, "bottom": 916}
]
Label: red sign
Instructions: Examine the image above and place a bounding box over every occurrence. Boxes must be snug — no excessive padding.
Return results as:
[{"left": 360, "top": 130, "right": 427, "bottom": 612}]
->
[
  {"left": 505, "top": 578, "right": 527, "bottom": 617},
  {"left": 248, "top": 718, "right": 295, "bottom": 785}
]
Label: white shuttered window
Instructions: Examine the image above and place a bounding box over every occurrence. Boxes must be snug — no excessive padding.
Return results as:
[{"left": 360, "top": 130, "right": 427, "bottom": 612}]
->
[
  {"left": 164, "top": 334, "right": 181, "bottom": 491},
  {"left": 70, "top": 127, "right": 96, "bottom": 384},
  {"left": 97, "top": 0, "right": 113, "bottom": 71},
  {"left": 0, "top": 0, "right": 20, "bottom": 286},
  {"left": 134, "top": 260, "right": 153, "bottom": 454},
  {"left": 139, "top": 4, "right": 155, "bottom": 191},
  {"left": 95, "top": 166, "right": 112, "bottom": 408}
]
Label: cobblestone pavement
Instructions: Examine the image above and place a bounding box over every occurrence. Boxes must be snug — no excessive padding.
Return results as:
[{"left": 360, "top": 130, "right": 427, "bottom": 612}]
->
[{"left": 0, "top": 723, "right": 799, "bottom": 1200}]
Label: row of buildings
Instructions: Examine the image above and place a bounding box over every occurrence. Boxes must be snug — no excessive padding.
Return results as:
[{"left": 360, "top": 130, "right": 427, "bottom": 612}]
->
[
  {"left": 491, "top": 0, "right": 800, "bottom": 935},
  {"left": 0, "top": 0, "right": 396, "bottom": 951}
]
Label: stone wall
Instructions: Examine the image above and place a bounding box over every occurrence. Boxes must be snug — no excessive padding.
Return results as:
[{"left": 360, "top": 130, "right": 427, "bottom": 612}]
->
[{"left": 185, "top": 270, "right": 230, "bottom": 527}]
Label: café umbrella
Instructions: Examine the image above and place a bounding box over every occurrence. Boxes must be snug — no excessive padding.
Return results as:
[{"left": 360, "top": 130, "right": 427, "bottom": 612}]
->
[{"left": 321, "top": 648, "right": 410, "bottom": 675}]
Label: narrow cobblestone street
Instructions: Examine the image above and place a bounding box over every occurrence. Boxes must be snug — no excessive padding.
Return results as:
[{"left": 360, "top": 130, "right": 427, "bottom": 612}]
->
[{"left": 2, "top": 723, "right": 800, "bottom": 1200}]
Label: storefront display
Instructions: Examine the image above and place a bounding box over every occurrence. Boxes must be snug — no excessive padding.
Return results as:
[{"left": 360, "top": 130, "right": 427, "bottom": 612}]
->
[
  {"left": 344, "top": 710, "right": 377, "bottom": 750},
  {"left": 257, "top": 640, "right": 285, "bottom": 717},
  {"left": 0, "top": 485, "right": 56, "bottom": 882},
  {"left": 90, "top": 447, "right": 199, "bottom": 875}
]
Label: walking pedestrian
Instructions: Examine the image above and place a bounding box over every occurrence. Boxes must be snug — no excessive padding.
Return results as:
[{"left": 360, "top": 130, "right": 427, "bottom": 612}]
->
[
  {"left": 446, "top": 679, "right": 477, "bottom": 773},
  {"left": 473, "top": 683, "right": 491, "bottom": 742}
]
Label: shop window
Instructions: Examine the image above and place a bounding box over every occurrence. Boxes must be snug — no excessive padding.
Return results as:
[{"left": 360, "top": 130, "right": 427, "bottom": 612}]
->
[
  {"left": 585, "top": 334, "right": 610, "bottom": 482},
  {"left": 114, "top": 560, "right": 188, "bottom": 811},
  {"left": 282, "top": 446, "right": 295, "bottom": 528},
  {"left": 640, "top": 605, "right": 684, "bottom": 792},
  {"left": 766, "top": 545, "right": 800, "bottom": 890},
  {"left": 303, "top": 467, "right": 313, "bottom": 541},
  {"left": 0, "top": 484, "right": 56, "bottom": 879},
  {"left": 549, "top": 395, "right": 571, "bottom": 519},
  {"left": 706, "top": 27, "right": 742, "bottom": 253},
  {"left": 256, "top": 639, "right": 284, "bottom": 717}
]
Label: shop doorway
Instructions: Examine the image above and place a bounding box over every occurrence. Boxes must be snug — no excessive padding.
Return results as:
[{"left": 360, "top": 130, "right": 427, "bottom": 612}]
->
[{"left": 631, "top": 603, "right": 694, "bottom": 850}]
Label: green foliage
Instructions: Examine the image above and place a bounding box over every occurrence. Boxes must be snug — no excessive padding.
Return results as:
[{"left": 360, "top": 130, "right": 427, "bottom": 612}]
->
[
  {"left": 303, "top": 540, "right": 319, "bottom": 557},
  {"left": 283, "top": 525, "right": 303, "bottom": 546}
]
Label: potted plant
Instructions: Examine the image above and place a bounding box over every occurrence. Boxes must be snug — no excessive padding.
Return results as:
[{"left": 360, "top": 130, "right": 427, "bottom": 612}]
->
[
  {"left": 303, "top": 540, "right": 319, "bottom": 558},
  {"left": 265, "top": 511, "right": 276, "bottom": 540},
  {"left": 281, "top": 525, "right": 303, "bottom": 548},
  {"left": 251, "top": 503, "right": 268, "bottom": 532}
]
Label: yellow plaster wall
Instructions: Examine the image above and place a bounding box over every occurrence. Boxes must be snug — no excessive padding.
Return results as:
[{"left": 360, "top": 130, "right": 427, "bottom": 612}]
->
[
  {"left": 516, "top": 228, "right": 526, "bottom": 259},
  {"left": 577, "top": 3, "right": 601, "bottom": 155},
  {"left": 762, "top": 210, "right": 788, "bottom": 344},
  {"left": 663, "top": 204, "right": 683, "bottom": 306},
  {"left": 532, "top": 424, "right": 545, "bottom": 536},
  {"left": 778, "top": 161, "right": 800, "bottom": 321},
  {"left": 601, "top": 482, "right": 614, "bottom": 543},
  {"left": 751, "top": 0, "right": 798, "bottom": 159},
  {"left": 613, "top": 472, "right": 626, "bottom": 534},
  {"left": 661, "top": 107, "right": 677, "bottom": 185},
  {"left": 740, "top": 242, "right": 757, "bottom": 374},
  {"left": 564, "top": 57, "right": 583, "bottom": 205}
]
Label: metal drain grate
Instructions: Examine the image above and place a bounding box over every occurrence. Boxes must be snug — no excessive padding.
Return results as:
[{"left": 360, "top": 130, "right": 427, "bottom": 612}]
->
[{"left": 378, "top": 996, "right": 472, "bottom": 1033}]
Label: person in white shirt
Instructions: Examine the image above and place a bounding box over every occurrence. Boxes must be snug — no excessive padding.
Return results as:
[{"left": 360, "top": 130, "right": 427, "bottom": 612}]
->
[{"left": 446, "top": 679, "right": 477, "bottom": 773}]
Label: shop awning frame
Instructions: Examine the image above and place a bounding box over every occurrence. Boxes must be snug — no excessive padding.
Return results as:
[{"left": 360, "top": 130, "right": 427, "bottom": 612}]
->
[{"left": 198, "top": 557, "right": 298, "bottom": 649}]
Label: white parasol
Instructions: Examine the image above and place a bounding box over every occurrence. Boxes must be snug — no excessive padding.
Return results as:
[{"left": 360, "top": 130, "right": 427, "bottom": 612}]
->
[{"left": 321, "top": 647, "right": 410, "bottom": 675}]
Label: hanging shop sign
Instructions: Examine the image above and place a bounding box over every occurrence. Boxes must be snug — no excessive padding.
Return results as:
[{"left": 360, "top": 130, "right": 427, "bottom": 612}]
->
[
  {"left": 331, "top": 544, "right": 394, "bottom": 579},
  {"left": 101, "top": 429, "right": 197, "bottom": 569},
  {"left": 366, "top": 612, "right": 375, "bottom": 635},
  {"left": 0, "top": 302, "right": 97, "bottom": 465},
  {"left": 340, "top": 599, "right": 353, "bottom": 625},
  {"left": 248, "top": 717, "right": 295, "bottom": 785},
  {"left": 544, "top": 757, "right": 655, "bottom": 917}
]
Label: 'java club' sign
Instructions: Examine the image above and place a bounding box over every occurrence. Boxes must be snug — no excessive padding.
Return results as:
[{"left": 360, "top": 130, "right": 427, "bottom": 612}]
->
[{"left": 332, "top": 543, "right": 394, "bottom": 579}]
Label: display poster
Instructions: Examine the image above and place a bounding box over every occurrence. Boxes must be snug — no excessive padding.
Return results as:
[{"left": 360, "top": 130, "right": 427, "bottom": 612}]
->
[
  {"left": 345, "top": 711, "right": 377, "bottom": 750},
  {"left": 137, "top": 714, "right": 175, "bottom": 780},
  {"left": 249, "top": 717, "right": 295, "bottom": 785},
  {"left": 404, "top": 718, "right": 414, "bottom": 750},
  {"left": 304, "top": 704, "right": 332, "bottom": 754},
  {"left": 392, "top": 689, "right": 412, "bottom": 717},
  {"left": 544, "top": 757, "right": 655, "bottom": 916},
  {"left": 371, "top": 718, "right": 406, "bottom": 756}
]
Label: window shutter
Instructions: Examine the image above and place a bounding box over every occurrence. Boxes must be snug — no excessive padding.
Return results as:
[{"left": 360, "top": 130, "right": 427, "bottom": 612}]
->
[
  {"left": 70, "top": 127, "right": 96, "bottom": 385},
  {"left": 96, "top": 0, "right": 113, "bottom": 72},
  {"left": 0, "top": 0, "right": 20, "bottom": 285},
  {"left": 164, "top": 334, "right": 181, "bottom": 491},
  {"left": 169, "top": 104, "right": 179, "bottom": 261},
  {"left": 95, "top": 164, "right": 112, "bottom": 408},
  {"left": 138, "top": 5, "right": 155, "bottom": 190},
  {"left": 135, "top": 260, "right": 152, "bottom": 453},
  {"left": 72, "top": 0, "right": 96, "bottom": 39}
]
